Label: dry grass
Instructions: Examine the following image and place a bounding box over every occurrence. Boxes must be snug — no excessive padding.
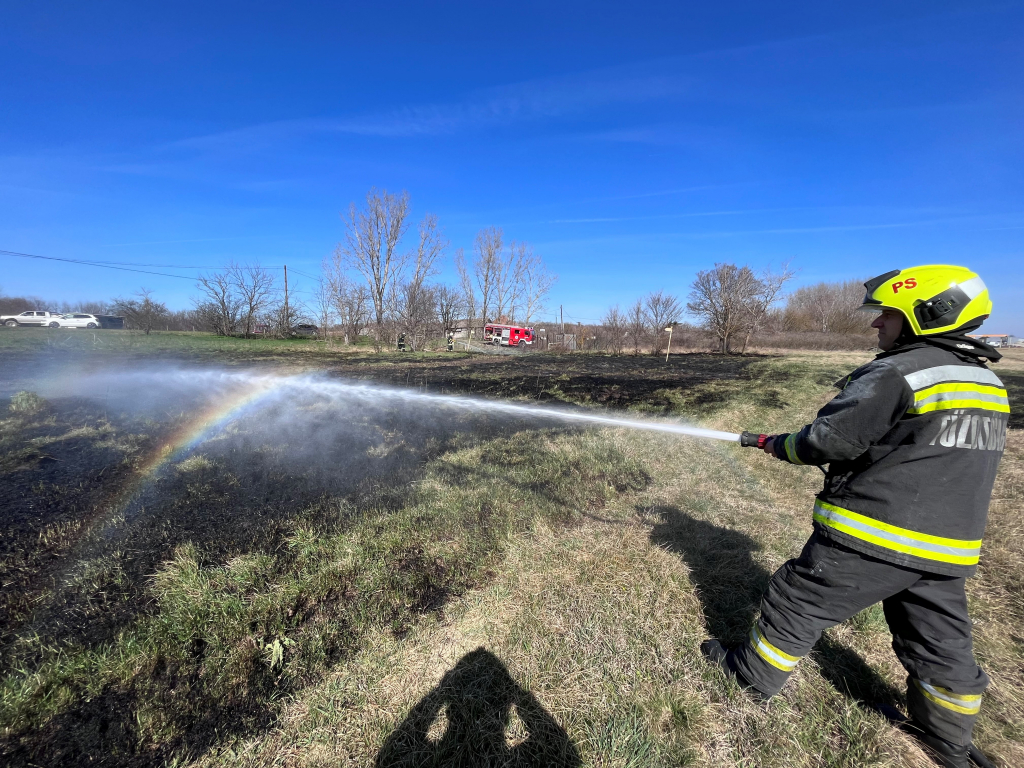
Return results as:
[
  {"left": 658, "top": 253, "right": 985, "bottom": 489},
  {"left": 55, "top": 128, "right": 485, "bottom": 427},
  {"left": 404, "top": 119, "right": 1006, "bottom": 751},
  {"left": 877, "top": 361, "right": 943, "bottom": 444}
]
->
[
  {"left": 1, "top": 346, "right": 1020, "bottom": 767},
  {"left": 184, "top": 354, "right": 1021, "bottom": 766}
]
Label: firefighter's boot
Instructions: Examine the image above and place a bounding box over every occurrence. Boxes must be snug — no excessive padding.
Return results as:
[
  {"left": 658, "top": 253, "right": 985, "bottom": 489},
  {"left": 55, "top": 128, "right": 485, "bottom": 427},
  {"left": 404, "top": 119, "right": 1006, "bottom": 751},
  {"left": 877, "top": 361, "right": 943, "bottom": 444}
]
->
[
  {"left": 905, "top": 677, "right": 981, "bottom": 768},
  {"left": 871, "top": 703, "right": 975, "bottom": 768},
  {"left": 916, "top": 732, "right": 969, "bottom": 768},
  {"left": 700, "top": 640, "right": 765, "bottom": 701}
]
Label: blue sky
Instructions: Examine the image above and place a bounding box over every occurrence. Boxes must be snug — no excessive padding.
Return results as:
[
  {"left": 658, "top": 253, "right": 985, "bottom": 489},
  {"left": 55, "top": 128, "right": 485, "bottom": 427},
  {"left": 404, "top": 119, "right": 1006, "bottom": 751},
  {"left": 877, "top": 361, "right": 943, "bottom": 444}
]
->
[{"left": 1, "top": 1, "right": 1022, "bottom": 330}]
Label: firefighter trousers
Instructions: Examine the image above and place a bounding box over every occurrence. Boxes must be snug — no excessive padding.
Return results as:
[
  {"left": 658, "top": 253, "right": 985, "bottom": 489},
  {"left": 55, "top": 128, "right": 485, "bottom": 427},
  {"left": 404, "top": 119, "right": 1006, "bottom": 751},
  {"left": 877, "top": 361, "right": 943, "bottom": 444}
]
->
[{"left": 728, "top": 530, "right": 988, "bottom": 748}]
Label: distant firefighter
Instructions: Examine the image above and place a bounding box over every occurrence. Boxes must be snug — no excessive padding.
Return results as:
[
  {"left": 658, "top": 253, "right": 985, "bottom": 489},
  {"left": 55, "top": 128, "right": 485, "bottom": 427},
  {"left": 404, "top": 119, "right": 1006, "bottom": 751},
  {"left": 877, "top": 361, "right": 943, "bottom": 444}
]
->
[
  {"left": 447, "top": 334, "right": 454, "bottom": 352},
  {"left": 397, "top": 332, "right": 406, "bottom": 352}
]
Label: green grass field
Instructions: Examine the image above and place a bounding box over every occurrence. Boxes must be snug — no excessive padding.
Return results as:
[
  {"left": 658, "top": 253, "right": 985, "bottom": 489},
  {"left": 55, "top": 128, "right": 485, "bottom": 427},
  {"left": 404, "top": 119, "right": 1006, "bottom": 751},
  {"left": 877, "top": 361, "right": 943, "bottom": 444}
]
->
[{"left": 1, "top": 331, "right": 1021, "bottom": 767}]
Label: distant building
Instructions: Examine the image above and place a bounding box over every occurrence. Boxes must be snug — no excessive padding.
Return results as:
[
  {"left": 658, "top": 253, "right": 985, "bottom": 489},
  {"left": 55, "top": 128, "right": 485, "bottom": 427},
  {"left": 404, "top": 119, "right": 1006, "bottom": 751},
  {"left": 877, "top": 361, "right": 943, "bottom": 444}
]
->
[{"left": 969, "top": 334, "right": 1020, "bottom": 348}]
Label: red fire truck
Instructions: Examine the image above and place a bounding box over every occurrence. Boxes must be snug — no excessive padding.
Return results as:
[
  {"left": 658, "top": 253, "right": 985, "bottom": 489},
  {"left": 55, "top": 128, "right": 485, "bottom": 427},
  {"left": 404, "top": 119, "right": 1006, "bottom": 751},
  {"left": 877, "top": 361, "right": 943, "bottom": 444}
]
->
[{"left": 483, "top": 323, "right": 535, "bottom": 347}]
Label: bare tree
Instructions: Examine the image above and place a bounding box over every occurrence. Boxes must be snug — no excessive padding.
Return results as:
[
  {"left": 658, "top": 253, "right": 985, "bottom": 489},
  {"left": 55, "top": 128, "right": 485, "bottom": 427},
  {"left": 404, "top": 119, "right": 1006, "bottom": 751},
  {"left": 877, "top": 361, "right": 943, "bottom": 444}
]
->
[
  {"left": 687, "top": 263, "right": 791, "bottom": 353},
  {"left": 267, "top": 298, "right": 302, "bottom": 339},
  {"left": 601, "top": 305, "right": 626, "bottom": 354},
  {"left": 410, "top": 213, "right": 447, "bottom": 292},
  {"left": 625, "top": 299, "right": 647, "bottom": 355},
  {"left": 783, "top": 279, "right": 869, "bottom": 334},
  {"left": 388, "top": 213, "right": 447, "bottom": 351},
  {"left": 515, "top": 243, "right": 555, "bottom": 324},
  {"left": 55, "top": 299, "right": 110, "bottom": 315},
  {"left": 454, "top": 248, "right": 477, "bottom": 331},
  {"left": 739, "top": 263, "right": 795, "bottom": 352},
  {"left": 687, "top": 264, "right": 757, "bottom": 353},
  {"left": 231, "top": 263, "right": 277, "bottom": 338},
  {"left": 112, "top": 288, "right": 168, "bottom": 335},
  {"left": 494, "top": 238, "right": 522, "bottom": 321},
  {"left": 195, "top": 270, "right": 242, "bottom": 336},
  {"left": 435, "top": 284, "right": 467, "bottom": 338},
  {"left": 310, "top": 275, "right": 336, "bottom": 345},
  {"left": 332, "top": 276, "right": 370, "bottom": 345},
  {"left": 337, "top": 188, "right": 412, "bottom": 351},
  {"left": 473, "top": 226, "right": 503, "bottom": 326},
  {"left": 391, "top": 282, "right": 438, "bottom": 351},
  {"left": 323, "top": 253, "right": 367, "bottom": 345},
  {"left": 642, "top": 290, "right": 683, "bottom": 354}
]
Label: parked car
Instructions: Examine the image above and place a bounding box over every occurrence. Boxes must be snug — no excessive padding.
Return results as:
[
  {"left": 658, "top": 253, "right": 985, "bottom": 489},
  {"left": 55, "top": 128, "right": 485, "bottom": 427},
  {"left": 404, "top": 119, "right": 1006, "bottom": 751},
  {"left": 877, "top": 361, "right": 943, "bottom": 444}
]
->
[
  {"left": 1, "top": 310, "right": 63, "bottom": 327},
  {"left": 291, "top": 324, "right": 319, "bottom": 338},
  {"left": 58, "top": 313, "right": 103, "bottom": 329}
]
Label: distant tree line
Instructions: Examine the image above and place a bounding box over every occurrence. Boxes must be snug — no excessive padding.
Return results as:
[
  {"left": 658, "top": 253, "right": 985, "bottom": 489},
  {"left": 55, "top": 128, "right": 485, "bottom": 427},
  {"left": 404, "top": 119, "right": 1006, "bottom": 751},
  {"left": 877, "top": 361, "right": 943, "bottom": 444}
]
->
[
  {"left": 3, "top": 206, "right": 874, "bottom": 355},
  {"left": 589, "top": 267, "right": 872, "bottom": 355}
]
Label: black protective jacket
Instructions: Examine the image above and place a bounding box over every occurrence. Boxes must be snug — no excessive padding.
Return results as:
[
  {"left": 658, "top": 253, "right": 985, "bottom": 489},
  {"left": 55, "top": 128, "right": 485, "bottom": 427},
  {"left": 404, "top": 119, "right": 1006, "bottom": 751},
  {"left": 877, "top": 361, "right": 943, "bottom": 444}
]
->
[{"left": 773, "top": 343, "right": 1009, "bottom": 576}]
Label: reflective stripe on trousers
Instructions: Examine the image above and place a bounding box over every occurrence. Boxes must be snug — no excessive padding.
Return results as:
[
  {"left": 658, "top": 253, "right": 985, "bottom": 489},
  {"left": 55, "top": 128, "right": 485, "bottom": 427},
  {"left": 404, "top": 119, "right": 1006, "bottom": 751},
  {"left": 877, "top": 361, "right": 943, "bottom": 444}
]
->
[
  {"left": 913, "top": 679, "right": 982, "bottom": 715},
  {"left": 748, "top": 625, "right": 802, "bottom": 672}
]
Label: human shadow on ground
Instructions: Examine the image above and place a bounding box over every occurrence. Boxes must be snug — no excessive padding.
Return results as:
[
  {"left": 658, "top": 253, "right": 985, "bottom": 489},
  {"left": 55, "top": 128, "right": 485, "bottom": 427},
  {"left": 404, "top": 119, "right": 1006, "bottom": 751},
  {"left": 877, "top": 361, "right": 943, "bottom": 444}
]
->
[
  {"left": 375, "top": 648, "right": 581, "bottom": 768},
  {"left": 648, "top": 505, "right": 903, "bottom": 706}
]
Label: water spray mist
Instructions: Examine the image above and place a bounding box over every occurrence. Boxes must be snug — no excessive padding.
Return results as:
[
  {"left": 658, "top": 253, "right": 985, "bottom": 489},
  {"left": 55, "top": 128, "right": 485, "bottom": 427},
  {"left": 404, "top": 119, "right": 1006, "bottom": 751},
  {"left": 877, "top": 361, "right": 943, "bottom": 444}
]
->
[{"left": 57, "top": 368, "right": 769, "bottom": 460}]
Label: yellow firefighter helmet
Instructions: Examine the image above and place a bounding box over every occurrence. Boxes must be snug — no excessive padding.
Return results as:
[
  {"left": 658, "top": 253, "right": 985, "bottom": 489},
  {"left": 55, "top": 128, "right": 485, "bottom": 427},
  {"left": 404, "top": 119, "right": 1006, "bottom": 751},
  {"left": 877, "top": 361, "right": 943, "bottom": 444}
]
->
[{"left": 860, "top": 265, "right": 992, "bottom": 336}]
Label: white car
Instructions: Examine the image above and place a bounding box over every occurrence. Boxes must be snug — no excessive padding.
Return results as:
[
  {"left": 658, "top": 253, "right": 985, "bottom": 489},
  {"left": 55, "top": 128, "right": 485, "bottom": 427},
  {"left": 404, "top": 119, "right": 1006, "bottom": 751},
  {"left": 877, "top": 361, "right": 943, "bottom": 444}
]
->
[
  {"left": 1, "top": 310, "right": 63, "bottom": 327},
  {"left": 58, "top": 313, "right": 102, "bottom": 329}
]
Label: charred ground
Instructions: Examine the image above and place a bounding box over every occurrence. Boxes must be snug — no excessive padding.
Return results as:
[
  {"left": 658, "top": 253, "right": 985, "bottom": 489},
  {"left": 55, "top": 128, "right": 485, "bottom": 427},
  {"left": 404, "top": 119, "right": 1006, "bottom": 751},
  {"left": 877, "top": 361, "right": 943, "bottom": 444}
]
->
[{"left": 1, "top": 332, "right": 1021, "bottom": 768}]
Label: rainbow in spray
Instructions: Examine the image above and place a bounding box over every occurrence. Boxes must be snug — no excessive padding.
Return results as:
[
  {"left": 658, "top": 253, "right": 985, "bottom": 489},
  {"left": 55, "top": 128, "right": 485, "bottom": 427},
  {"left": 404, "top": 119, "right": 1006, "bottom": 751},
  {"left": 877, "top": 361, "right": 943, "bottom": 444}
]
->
[{"left": 108, "top": 378, "right": 283, "bottom": 511}]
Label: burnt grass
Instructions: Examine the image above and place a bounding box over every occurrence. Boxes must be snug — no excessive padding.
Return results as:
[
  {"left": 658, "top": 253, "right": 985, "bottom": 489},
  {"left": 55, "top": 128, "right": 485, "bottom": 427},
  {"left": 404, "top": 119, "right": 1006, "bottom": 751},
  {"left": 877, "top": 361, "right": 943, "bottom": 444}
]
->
[
  {"left": 0, "top": 350, "right": 773, "bottom": 766},
  {"left": 322, "top": 350, "right": 769, "bottom": 408},
  {"left": 1000, "top": 370, "right": 1024, "bottom": 429}
]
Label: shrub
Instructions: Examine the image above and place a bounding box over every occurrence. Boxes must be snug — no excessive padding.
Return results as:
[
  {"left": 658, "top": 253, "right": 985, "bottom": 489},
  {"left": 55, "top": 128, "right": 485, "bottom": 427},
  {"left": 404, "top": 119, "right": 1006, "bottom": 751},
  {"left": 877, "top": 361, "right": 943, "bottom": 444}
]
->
[{"left": 8, "top": 390, "right": 47, "bottom": 416}]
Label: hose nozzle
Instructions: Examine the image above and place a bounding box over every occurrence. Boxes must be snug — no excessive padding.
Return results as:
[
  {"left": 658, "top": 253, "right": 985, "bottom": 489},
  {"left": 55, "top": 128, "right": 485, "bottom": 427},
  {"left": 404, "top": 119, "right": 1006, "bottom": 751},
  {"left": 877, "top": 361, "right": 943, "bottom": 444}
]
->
[{"left": 739, "top": 431, "right": 769, "bottom": 449}]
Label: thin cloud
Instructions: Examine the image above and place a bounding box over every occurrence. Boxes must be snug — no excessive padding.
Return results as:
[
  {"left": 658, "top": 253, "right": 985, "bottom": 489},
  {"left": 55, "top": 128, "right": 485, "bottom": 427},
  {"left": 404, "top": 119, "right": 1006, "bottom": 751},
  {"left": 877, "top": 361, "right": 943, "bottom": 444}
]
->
[
  {"left": 550, "top": 208, "right": 782, "bottom": 224},
  {"left": 530, "top": 212, "right": 1023, "bottom": 248},
  {"left": 164, "top": 61, "right": 697, "bottom": 152},
  {"left": 682, "top": 213, "right": 1023, "bottom": 238},
  {"left": 99, "top": 236, "right": 262, "bottom": 247}
]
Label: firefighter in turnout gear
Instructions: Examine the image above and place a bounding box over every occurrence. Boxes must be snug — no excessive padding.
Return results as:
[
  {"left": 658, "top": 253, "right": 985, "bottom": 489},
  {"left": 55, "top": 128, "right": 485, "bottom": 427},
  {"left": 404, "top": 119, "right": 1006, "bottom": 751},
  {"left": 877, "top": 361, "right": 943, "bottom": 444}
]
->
[
  {"left": 701, "top": 265, "right": 1008, "bottom": 768},
  {"left": 397, "top": 332, "right": 406, "bottom": 352},
  {"left": 447, "top": 334, "right": 455, "bottom": 352}
]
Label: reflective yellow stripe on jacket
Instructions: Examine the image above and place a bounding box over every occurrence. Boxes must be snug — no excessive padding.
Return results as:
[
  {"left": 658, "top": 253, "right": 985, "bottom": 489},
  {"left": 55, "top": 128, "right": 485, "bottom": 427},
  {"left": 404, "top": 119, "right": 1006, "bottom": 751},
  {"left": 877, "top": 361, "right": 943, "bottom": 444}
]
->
[
  {"left": 904, "top": 365, "right": 1009, "bottom": 415},
  {"left": 813, "top": 500, "right": 982, "bottom": 566},
  {"left": 783, "top": 433, "right": 804, "bottom": 464}
]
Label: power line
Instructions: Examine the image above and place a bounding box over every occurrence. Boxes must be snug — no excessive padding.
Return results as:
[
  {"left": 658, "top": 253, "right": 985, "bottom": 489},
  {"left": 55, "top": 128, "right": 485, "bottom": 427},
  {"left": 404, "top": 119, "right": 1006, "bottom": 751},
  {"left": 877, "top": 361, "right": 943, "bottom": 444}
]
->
[
  {"left": 87, "top": 259, "right": 287, "bottom": 269},
  {"left": 1, "top": 249, "right": 202, "bottom": 281},
  {"left": 561, "top": 311, "right": 602, "bottom": 324},
  {"left": 0, "top": 248, "right": 307, "bottom": 279}
]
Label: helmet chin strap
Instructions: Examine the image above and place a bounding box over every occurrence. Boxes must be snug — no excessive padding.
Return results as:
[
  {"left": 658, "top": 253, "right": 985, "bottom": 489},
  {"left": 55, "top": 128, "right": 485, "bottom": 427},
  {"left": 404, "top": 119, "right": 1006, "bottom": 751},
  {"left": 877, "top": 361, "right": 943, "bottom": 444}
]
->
[
  {"left": 891, "top": 317, "right": 1002, "bottom": 362},
  {"left": 892, "top": 321, "right": 918, "bottom": 348}
]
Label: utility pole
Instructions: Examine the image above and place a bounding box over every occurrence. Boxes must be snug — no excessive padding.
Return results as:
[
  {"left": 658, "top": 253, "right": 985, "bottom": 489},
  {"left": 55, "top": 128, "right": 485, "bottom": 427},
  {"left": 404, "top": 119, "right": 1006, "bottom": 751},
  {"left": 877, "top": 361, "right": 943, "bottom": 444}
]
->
[
  {"left": 560, "top": 305, "right": 564, "bottom": 333},
  {"left": 283, "top": 264, "right": 289, "bottom": 335}
]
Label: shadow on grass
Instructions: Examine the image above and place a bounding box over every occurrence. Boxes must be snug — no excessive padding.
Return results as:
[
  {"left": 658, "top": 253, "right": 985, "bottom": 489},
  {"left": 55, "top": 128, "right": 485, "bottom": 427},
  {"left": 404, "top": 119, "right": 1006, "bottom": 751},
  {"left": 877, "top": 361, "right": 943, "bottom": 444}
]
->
[
  {"left": 648, "top": 505, "right": 903, "bottom": 706},
  {"left": 375, "top": 648, "right": 581, "bottom": 768}
]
